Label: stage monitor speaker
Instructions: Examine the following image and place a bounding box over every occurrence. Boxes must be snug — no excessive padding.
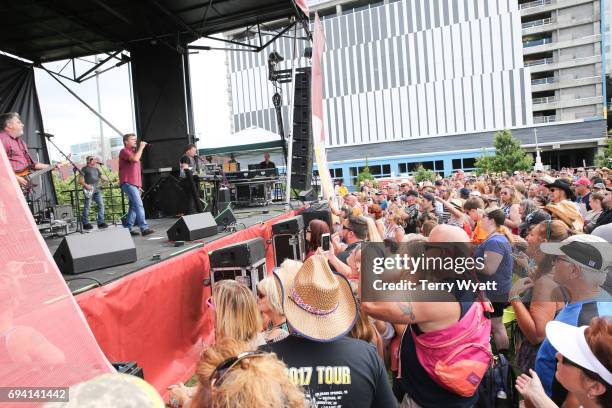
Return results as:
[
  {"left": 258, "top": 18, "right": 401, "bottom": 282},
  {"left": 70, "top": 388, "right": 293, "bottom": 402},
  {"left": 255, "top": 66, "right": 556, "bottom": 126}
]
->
[
  {"left": 53, "top": 229, "right": 137, "bottom": 275},
  {"left": 301, "top": 202, "right": 332, "bottom": 230},
  {"left": 272, "top": 215, "right": 304, "bottom": 235},
  {"left": 167, "top": 212, "right": 217, "bottom": 241},
  {"left": 290, "top": 68, "right": 313, "bottom": 191},
  {"left": 209, "top": 237, "right": 266, "bottom": 268},
  {"left": 215, "top": 206, "right": 236, "bottom": 228},
  {"left": 298, "top": 189, "right": 316, "bottom": 202}
]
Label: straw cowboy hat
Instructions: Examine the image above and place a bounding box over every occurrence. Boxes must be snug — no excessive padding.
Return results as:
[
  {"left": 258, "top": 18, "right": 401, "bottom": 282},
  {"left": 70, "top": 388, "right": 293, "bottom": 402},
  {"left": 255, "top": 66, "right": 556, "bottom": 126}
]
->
[
  {"left": 545, "top": 201, "right": 584, "bottom": 232},
  {"left": 273, "top": 255, "right": 357, "bottom": 342}
]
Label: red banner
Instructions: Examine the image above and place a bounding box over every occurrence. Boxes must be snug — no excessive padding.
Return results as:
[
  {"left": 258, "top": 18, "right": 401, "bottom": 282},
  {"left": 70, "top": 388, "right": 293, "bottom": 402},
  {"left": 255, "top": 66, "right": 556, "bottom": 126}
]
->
[{"left": 295, "top": 0, "right": 309, "bottom": 16}]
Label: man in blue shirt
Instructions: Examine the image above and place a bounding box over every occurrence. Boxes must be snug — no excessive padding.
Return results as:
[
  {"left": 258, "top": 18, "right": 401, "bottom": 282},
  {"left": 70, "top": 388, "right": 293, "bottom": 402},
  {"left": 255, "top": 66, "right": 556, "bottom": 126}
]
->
[{"left": 536, "top": 235, "right": 612, "bottom": 405}]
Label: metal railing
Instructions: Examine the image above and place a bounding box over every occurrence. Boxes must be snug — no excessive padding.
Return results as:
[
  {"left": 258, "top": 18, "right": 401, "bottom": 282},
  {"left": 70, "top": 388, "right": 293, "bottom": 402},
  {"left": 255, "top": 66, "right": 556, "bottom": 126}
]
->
[
  {"left": 525, "top": 57, "right": 554, "bottom": 66},
  {"left": 531, "top": 76, "right": 558, "bottom": 85},
  {"left": 520, "top": 0, "right": 553, "bottom": 10},
  {"left": 523, "top": 37, "right": 553, "bottom": 47},
  {"left": 533, "top": 115, "right": 557, "bottom": 124},
  {"left": 522, "top": 17, "right": 553, "bottom": 29},
  {"left": 532, "top": 96, "right": 558, "bottom": 104}
]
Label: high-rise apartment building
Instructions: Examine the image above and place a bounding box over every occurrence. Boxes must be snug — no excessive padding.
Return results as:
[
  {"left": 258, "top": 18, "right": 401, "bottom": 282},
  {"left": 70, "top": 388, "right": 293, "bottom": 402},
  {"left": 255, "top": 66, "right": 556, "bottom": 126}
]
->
[{"left": 226, "top": 0, "right": 608, "bottom": 188}]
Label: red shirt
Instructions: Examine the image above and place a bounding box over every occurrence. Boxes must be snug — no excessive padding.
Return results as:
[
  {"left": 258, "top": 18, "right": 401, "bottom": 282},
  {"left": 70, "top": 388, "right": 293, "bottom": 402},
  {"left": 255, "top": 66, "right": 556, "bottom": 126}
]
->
[
  {"left": 119, "top": 147, "right": 142, "bottom": 188},
  {"left": 0, "top": 131, "right": 35, "bottom": 172}
]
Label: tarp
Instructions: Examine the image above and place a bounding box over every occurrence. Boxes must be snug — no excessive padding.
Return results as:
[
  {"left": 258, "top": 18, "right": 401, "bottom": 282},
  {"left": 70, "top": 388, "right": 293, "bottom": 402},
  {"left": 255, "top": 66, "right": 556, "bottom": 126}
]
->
[
  {"left": 76, "top": 209, "right": 298, "bottom": 398},
  {"left": 0, "top": 54, "right": 56, "bottom": 207},
  {"left": 0, "top": 134, "right": 112, "bottom": 408}
]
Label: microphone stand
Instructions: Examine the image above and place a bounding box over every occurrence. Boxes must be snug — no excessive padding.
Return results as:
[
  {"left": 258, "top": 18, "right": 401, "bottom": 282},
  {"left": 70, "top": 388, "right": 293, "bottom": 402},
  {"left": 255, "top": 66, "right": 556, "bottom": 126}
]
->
[
  {"left": 44, "top": 134, "right": 84, "bottom": 234},
  {"left": 99, "top": 163, "right": 117, "bottom": 226}
]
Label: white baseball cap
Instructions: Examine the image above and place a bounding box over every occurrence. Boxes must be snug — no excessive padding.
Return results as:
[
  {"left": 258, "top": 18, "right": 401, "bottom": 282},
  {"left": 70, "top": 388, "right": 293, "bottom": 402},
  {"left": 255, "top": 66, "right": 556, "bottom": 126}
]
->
[{"left": 546, "top": 320, "right": 612, "bottom": 385}]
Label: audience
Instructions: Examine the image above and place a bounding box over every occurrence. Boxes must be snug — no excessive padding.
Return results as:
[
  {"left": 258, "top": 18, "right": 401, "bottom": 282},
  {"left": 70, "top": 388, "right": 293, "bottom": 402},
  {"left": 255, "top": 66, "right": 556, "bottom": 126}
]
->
[
  {"left": 305, "top": 219, "right": 330, "bottom": 260},
  {"left": 256, "top": 276, "right": 289, "bottom": 344}
]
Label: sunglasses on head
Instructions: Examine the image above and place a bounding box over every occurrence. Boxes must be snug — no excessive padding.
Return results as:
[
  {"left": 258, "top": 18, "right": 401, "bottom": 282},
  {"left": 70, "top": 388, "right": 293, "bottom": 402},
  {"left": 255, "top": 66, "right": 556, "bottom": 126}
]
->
[
  {"left": 343, "top": 226, "right": 353, "bottom": 232},
  {"left": 206, "top": 296, "right": 215, "bottom": 311},
  {"left": 210, "top": 351, "right": 266, "bottom": 388}
]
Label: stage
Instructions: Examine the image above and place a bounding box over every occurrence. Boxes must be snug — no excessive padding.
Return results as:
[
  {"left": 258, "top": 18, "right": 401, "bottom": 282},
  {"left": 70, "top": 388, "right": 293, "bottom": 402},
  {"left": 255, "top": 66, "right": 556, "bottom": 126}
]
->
[{"left": 44, "top": 205, "right": 291, "bottom": 293}]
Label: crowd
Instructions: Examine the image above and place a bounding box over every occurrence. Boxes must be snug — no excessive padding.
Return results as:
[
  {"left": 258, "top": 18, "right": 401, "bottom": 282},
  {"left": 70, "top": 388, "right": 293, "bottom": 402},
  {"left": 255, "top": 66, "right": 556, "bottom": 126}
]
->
[{"left": 50, "top": 167, "right": 611, "bottom": 408}]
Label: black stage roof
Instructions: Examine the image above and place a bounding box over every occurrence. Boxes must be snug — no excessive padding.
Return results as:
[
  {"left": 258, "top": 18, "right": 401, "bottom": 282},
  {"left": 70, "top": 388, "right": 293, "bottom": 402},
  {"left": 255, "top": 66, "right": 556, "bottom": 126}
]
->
[{"left": 0, "top": 0, "right": 304, "bottom": 63}]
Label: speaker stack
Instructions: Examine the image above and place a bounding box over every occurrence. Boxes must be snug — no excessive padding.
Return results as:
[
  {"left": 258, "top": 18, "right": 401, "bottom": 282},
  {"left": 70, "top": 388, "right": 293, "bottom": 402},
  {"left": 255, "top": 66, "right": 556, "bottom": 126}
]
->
[
  {"left": 301, "top": 201, "right": 333, "bottom": 231},
  {"left": 53, "top": 229, "right": 137, "bottom": 275},
  {"left": 272, "top": 215, "right": 305, "bottom": 266},
  {"left": 291, "top": 68, "right": 313, "bottom": 191},
  {"left": 208, "top": 237, "right": 267, "bottom": 293},
  {"left": 167, "top": 212, "right": 218, "bottom": 241}
]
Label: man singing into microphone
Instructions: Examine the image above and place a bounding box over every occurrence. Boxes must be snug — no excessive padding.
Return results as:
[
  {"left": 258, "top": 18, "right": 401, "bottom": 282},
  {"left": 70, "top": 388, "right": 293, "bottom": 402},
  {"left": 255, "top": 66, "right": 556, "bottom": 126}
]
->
[
  {"left": 79, "top": 155, "right": 108, "bottom": 230},
  {"left": 119, "top": 133, "right": 154, "bottom": 236}
]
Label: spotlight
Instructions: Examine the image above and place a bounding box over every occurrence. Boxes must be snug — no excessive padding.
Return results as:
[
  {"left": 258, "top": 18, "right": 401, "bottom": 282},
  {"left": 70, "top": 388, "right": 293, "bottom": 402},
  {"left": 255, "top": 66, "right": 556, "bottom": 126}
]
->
[{"left": 268, "top": 51, "right": 284, "bottom": 64}]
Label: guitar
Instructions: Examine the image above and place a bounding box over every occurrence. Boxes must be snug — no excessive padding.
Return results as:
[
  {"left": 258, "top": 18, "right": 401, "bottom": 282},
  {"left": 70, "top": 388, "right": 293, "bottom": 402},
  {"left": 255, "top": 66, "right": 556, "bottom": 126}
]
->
[{"left": 15, "top": 160, "right": 69, "bottom": 192}]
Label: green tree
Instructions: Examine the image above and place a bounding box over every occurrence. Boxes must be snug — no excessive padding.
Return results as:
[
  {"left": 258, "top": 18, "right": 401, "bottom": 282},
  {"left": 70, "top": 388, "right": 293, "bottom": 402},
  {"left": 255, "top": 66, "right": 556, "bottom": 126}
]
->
[
  {"left": 595, "top": 137, "right": 612, "bottom": 167},
  {"left": 413, "top": 165, "right": 436, "bottom": 183},
  {"left": 357, "top": 157, "right": 375, "bottom": 185},
  {"left": 475, "top": 129, "right": 533, "bottom": 174}
]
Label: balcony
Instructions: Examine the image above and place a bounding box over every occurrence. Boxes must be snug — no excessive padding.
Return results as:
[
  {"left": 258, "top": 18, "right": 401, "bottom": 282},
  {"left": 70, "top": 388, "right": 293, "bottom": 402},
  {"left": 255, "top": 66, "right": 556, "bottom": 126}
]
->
[
  {"left": 522, "top": 18, "right": 553, "bottom": 29},
  {"left": 525, "top": 57, "right": 554, "bottom": 66},
  {"left": 532, "top": 96, "right": 558, "bottom": 104},
  {"left": 524, "top": 37, "right": 553, "bottom": 47},
  {"left": 533, "top": 115, "right": 557, "bottom": 123},
  {"left": 531, "top": 76, "right": 558, "bottom": 85},
  {"left": 520, "top": 0, "right": 553, "bottom": 10}
]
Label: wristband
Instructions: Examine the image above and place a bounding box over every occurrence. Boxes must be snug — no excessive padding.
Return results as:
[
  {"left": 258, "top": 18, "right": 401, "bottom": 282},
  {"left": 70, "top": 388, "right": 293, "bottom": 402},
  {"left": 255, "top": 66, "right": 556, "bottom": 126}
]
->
[{"left": 508, "top": 295, "right": 522, "bottom": 303}]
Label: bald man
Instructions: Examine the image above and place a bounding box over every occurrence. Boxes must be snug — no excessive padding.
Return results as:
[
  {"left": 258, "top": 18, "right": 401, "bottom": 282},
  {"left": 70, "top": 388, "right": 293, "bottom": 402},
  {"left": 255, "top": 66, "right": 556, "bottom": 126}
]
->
[{"left": 361, "top": 225, "right": 485, "bottom": 407}]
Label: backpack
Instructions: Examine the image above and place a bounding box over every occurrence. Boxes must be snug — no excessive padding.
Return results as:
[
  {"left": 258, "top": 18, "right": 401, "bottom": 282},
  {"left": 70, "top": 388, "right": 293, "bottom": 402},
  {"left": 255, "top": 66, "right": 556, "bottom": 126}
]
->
[
  {"left": 476, "top": 353, "right": 519, "bottom": 408},
  {"left": 410, "top": 301, "right": 493, "bottom": 397}
]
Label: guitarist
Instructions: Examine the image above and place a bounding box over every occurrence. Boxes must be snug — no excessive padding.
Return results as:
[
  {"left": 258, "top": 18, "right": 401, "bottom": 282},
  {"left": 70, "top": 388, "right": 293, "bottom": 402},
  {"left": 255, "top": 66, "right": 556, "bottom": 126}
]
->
[
  {"left": 79, "top": 155, "right": 109, "bottom": 230},
  {"left": 0, "top": 112, "right": 57, "bottom": 189}
]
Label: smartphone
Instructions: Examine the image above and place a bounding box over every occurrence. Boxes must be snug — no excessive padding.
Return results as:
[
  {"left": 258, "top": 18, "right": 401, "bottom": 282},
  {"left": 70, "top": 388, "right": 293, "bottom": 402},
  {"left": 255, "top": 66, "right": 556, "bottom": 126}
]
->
[{"left": 321, "top": 233, "right": 331, "bottom": 251}]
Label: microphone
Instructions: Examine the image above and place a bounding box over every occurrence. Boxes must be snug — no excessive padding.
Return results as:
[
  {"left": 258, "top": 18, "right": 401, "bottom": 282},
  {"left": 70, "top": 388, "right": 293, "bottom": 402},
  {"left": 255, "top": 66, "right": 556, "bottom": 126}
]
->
[
  {"left": 36, "top": 130, "right": 55, "bottom": 138},
  {"left": 96, "top": 161, "right": 106, "bottom": 166}
]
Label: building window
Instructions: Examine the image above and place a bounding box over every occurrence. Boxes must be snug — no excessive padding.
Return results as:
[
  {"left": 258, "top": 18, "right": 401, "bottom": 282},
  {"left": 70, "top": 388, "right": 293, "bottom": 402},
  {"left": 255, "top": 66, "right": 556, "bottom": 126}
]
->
[
  {"left": 451, "top": 157, "right": 477, "bottom": 171},
  {"left": 329, "top": 168, "right": 344, "bottom": 182},
  {"left": 399, "top": 161, "right": 445, "bottom": 176},
  {"left": 349, "top": 164, "right": 391, "bottom": 185}
]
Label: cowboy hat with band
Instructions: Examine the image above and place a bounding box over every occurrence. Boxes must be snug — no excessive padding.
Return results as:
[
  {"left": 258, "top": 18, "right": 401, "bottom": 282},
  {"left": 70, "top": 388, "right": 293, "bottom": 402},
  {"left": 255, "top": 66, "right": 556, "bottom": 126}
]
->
[
  {"left": 273, "top": 255, "right": 358, "bottom": 342},
  {"left": 545, "top": 178, "right": 575, "bottom": 200}
]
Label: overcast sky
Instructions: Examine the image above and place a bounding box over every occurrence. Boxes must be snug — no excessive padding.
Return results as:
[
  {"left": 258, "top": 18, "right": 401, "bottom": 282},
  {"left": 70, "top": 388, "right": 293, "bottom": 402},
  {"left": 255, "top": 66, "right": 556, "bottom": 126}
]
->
[{"left": 35, "top": 38, "right": 231, "bottom": 161}]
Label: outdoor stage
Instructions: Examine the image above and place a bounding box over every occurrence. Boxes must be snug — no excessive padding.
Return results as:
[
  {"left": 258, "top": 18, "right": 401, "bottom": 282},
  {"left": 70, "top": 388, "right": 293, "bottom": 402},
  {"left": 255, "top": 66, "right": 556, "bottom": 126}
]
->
[
  {"left": 44, "top": 205, "right": 292, "bottom": 293},
  {"left": 46, "top": 204, "right": 302, "bottom": 397}
]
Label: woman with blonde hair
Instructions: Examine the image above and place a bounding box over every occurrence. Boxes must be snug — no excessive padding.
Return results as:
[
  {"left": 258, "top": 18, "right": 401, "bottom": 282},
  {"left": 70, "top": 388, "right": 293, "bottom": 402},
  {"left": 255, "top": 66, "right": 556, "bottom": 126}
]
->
[
  {"left": 364, "top": 215, "right": 383, "bottom": 242},
  {"left": 383, "top": 211, "right": 404, "bottom": 243},
  {"left": 500, "top": 185, "right": 522, "bottom": 234},
  {"left": 190, "top": 338, "right": 308, "bottom": 408},
  {"left": 256, "top": 276, "right": 289, "bottom": 344}
]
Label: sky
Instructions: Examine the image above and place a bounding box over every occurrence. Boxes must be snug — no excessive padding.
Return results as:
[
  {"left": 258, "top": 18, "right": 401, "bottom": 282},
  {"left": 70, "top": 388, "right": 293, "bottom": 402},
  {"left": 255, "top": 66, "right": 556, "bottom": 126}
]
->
[{"left": 34, "top": 38, "right": 232, "bottom": 161}]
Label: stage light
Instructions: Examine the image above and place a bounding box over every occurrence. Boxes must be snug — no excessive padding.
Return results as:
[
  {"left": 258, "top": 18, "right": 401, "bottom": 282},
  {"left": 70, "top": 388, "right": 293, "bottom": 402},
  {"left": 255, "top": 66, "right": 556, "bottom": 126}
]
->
[{"left": 268, "top": 51, "right": 284, "bottom": 64}]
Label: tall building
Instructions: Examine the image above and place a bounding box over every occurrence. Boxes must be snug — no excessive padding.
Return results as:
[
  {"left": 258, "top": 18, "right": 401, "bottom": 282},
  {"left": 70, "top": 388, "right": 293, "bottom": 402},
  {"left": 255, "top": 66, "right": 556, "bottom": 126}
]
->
[{"left": 226, "top": 0, "right": 608, "bottom": 188}]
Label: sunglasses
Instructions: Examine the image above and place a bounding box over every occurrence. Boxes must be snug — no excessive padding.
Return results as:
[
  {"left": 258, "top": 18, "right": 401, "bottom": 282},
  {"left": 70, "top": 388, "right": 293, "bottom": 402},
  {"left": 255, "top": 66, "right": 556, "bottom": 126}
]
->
[
  {"left": 206, "top": 296, "right": 215, "bottom": 310},
  {"left": 210, "top": 351, "right": 266, "bottom": 388},
  {"left": 553, "top": 256, "right": 574, "bottom": 266},
  {"left": 343, "top": 226, "right": 353, "bottom": 232}
]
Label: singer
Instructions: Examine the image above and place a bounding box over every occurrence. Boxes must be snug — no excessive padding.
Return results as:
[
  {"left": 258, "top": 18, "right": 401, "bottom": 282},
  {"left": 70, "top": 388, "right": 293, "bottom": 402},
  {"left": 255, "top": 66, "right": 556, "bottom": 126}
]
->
[
  {"left": 119, "top": 133, "right": 155, "bottom": 236},
  {"left": 79, "top": 155, "right": 109, "bottom": 230},
  {"left": 0, "top": 112, "right": 57, "bottom": 189}
]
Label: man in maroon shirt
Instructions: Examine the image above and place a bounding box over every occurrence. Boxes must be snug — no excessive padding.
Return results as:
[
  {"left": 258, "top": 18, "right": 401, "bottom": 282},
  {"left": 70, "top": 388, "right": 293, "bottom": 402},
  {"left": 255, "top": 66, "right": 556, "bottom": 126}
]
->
[
  {"left": 0, "top": 112, "right": 55, "bottom": 189},
  {"left": 119, "top": 133, "right": 154, "bottom": 236}
]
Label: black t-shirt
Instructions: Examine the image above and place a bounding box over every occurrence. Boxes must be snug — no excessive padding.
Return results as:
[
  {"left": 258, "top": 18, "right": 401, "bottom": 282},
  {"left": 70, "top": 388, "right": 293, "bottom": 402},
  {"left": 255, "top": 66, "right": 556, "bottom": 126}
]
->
[
  {"left": 259, "top": 160, "right": 276, "bottom": 169},
  {"left": 337, "top": 241, "right": 361, "bottom": 265},
  {"left": 261, "top": 335, "right": 396, "bottom": 408},
  {"left": 81, "top": 166, "right": 101, "bottom": 187}
]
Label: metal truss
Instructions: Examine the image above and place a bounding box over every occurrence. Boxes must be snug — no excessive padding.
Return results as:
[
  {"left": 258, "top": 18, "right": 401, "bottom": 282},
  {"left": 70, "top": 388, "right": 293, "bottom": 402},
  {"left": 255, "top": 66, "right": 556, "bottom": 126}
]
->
[{"left": 35, "top": 51, "right": 131, "bottom": 84}]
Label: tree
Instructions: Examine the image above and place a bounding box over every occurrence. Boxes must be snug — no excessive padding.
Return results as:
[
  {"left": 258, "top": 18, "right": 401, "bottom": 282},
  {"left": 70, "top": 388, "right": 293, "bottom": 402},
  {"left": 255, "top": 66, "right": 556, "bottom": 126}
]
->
[
  {"left": 357, "top": 156, "right": 375, "bottom": 185},
  {"left": 413, "top": 165, "right": 436, "bottom": 183},
  {"left": 475, "top": 129, "right": 533, "bottom": 174},
  {"left": 595, "top": 137, "right": 612, "bottom": 167}
]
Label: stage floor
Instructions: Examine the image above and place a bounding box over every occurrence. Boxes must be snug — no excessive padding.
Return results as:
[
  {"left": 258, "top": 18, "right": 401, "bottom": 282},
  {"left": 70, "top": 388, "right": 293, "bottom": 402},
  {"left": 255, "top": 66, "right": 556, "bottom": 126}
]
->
[{"left": 45, "top": 205, "right": 291, "bottom": 294}]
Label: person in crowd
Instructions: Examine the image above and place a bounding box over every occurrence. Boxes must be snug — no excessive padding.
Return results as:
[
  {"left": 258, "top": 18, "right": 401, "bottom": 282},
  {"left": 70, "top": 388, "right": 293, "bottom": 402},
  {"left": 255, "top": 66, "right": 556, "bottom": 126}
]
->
[
  {"left": 545, "top": 199, "right": 584, "bottom": 232},
  {"left": 528, "top": 182, "right": 541, "bottom": 199},
  {"left": 436, "top": 196, "right": 471, "bottom": 235},
  {"left": 519, "top": 199, "right": 537, "bottom": 226},
  {"left": 463, "top": 197, "right": 487, "bottom": 244},
  {"left": 519, "top": 208, "right": 551, "bottom": 239},
  {"left": 168, "top": 280, "right": 264, "bottom": 407},
  {"left": 420, "top": 219, "right": 438, "bottom": 237},
  {"left": 79, "top": 155, "right": 109, "bottom": 230},
  {"left": 584, "top": 192, "right": 604, "bottom": 232},
  {"left": 509, "top": 220, "right": 570, "bottom": 373},
  {"left": 342, "top": 194, "right": 362, "bottom": 216},
  {"left": 546, "top": 179, "right": 575, "bottom": 205},
  {"left": 0, "top": 112, "right": 59, "bottom": 190},
  {"left": 534, "top": 194, "right": 550, "bottom": 208},
  {"left": 401, "top": 190, "right": 420, "bottom": 234},
  {"left": 535, "top": 235, "right": 612, "bottom": 404},
  {"left": 475, "top": 207, "right": 513, "bottom": 355},
  {"left": 367, "top": 203, "right": 385, "bottom": 238},
  {"left": 419, "top": 192, "right": 439, "bottom": 222},
  {"left": 327, "top": 215, "right": 368, "bottom": 277},
  {"left": 516, "top": 318, "right": 611, "bottom": 408},
  {"left": 384, "top": 211, "right": 405, "bottom": 243},
  {"left": 256, "top": 276, "right": 289, "bottom": 344},
  {"left": 500, "top": 185, "right": 522, "bottom": 234},
  {"left": 361, "top": 225, "right": 490, "bottom": 408},
  {"left": 119, "top": 133, "right": 154, "bottom": 236},
  {"left": 259, "top": 152, "right": 276, "bottom": 169},
  {"left": 589, "top": 186, "right": 612, "bottom": 231},
  {"left": 375, "top": 190, "right": 388, "bottom": 210},
  {"left": 46, "top": 373, "right": 165, "bottom": 408},
  {"left": 305, "top": 219, "right": 330, "bottom": 260},
  {"left": 187, "top": 338, "right": 308, "bottom": 408},
  {"left": 261, "top": 256, "right": 396, "bottom": 407},
  {"left": 574, "top": 177, "right": 592, "bottom": 212},
  {"left": 364, "top": 216, "right": 383, "bottom": 243},
  {"left": 334, "top": 179, "right": 348, "bottom": 197}
]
